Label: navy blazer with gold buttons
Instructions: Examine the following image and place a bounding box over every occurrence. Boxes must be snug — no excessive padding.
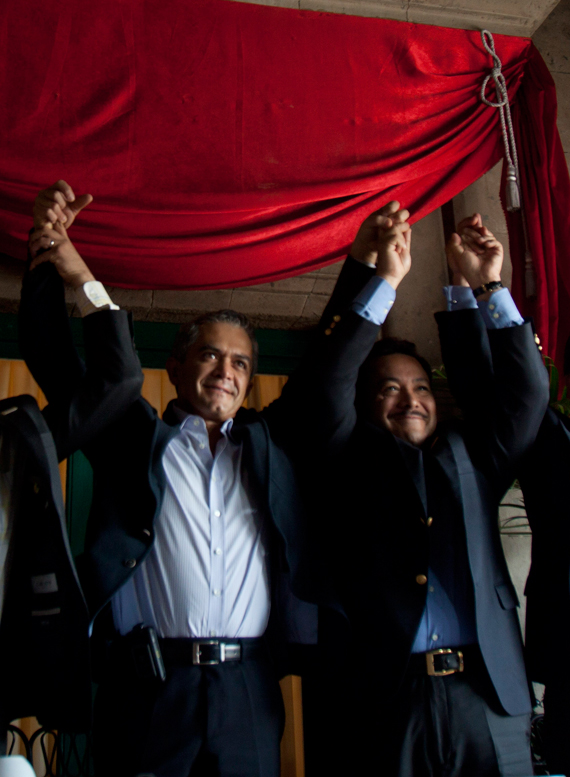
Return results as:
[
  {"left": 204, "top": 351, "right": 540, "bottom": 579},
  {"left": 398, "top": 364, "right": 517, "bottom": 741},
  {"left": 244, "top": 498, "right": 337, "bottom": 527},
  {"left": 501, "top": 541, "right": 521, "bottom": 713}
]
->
[{"left": 308, "top": 256, "right": 549, "bottom": 716}]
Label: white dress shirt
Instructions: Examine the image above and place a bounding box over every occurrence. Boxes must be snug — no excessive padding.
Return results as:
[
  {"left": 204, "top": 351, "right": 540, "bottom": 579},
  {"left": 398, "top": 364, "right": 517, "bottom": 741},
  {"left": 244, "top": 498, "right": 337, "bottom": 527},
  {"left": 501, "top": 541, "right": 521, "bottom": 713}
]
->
[{"left": 112, "top": 409, "right": 271, "bottom": 638}]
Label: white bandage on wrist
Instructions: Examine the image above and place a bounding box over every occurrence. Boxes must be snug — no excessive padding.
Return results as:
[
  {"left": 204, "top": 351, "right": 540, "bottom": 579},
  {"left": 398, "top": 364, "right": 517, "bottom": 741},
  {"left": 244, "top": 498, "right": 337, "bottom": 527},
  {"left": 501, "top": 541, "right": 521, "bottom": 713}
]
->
[{"left": 75, "top": 281, "right": 120, "bottom": 317}]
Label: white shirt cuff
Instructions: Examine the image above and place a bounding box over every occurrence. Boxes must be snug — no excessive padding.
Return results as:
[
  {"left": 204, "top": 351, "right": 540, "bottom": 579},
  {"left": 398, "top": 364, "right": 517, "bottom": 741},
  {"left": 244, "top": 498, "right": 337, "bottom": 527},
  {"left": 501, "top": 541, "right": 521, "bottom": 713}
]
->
[{"left": 75, "top": 281, "right": 120, "bottom": 317}]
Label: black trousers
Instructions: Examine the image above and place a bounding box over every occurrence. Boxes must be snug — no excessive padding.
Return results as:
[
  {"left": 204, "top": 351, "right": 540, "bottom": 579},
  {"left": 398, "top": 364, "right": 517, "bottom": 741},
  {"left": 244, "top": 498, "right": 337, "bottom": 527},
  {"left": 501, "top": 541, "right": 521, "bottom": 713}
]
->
[
  {"left": 93, "top": 642, "right": 285, "bottom": 777},
  {"left": 543, "top": 678, "right": 570, "bottom": 776},
  {"left": 304, "top": 655, "right": 533, "bottom": 777}
]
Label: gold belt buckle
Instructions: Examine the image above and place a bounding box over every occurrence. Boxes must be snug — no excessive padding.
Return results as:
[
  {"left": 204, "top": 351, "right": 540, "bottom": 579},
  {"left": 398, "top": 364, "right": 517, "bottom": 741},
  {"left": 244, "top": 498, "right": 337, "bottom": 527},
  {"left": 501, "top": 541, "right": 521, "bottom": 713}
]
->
[{"left": 426, "top": 648, "right": 464, "bottom": 676}]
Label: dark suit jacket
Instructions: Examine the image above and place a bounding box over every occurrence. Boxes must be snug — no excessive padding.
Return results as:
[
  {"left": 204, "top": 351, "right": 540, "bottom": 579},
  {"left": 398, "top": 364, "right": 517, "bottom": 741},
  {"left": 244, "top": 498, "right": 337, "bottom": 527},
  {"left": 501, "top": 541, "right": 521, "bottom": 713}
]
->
[
  {"left": 413, "top": 286, "right": 561, "bottom": 687},
  {"left": 1, "top": 265, "right": 143, "bottom": 731},
  {"left": 519, "top": 408, "right": 570, "bottom": 684},
  {"left": 18, "top": 265, "right": 335, "bottom": 679},
  {"left": 310, "top": 257, "right": 549, "bottom": 716}
]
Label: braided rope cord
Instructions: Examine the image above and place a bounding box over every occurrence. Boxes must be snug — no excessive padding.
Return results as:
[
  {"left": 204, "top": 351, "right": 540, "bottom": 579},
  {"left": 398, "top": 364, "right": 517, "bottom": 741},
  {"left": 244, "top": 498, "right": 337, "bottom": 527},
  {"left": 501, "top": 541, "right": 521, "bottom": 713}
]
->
[{"left": 480, "top": 30, "right": 521, "bottom": 212}]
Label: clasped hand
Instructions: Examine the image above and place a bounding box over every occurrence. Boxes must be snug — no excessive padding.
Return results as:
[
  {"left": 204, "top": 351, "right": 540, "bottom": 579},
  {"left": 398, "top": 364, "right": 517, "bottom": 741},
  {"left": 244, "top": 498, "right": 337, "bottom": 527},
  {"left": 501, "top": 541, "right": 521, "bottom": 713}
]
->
[
  {"left": 29, "top": 180, "right": 95, "bottom": 287},
  {"left": 446, "top": 214, "right": 503, "bottom": 291},
  {"left": 350, "top": 201, "right": 412, "bottom": 290}
]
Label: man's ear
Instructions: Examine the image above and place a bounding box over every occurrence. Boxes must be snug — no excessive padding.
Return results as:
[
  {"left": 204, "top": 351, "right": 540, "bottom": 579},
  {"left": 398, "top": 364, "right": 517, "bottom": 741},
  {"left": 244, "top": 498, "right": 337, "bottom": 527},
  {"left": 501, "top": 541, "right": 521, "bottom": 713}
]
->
[{"left": 165, "top": 356, "right": 179, "bottom": 387}]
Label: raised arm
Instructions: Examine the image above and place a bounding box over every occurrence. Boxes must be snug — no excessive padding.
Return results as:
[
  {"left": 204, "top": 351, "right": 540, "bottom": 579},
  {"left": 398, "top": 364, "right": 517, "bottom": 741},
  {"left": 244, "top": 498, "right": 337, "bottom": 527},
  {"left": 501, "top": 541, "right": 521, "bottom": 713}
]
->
[
  {"left": 436, "top": 218, "right": 548, "bottom": 488},
  {"left": 270, "top": 207, "right": 412, "bottom": 455},
  {"left": 318, "top": 201, "right": 409, "bottom": 330},
  {"left": 19, "top": 189, "right": 143, "bottom": 460}
]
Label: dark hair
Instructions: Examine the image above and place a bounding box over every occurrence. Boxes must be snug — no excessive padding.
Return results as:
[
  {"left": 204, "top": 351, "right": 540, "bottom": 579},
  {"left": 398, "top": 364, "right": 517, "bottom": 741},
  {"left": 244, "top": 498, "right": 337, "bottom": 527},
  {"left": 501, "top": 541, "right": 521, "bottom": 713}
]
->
[
  {"left": 355, "top": 337, "right": 432, "bottom": 412},
  {"left": 170, "top": 310, "right": 259, "bottom": 377}
]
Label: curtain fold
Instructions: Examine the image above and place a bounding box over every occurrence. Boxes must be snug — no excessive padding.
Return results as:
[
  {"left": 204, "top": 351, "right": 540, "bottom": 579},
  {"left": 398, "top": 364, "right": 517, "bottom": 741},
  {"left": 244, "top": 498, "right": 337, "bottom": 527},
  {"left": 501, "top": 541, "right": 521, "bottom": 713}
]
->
[
  {"left": 502, "top": 44, "right": 570, "bottom": 366},
  {"left": 0, "top": 1, "right": 568, "bottom": 356},
  {"left": 0, "top": 0, "right": 530, "bottom": 289}
]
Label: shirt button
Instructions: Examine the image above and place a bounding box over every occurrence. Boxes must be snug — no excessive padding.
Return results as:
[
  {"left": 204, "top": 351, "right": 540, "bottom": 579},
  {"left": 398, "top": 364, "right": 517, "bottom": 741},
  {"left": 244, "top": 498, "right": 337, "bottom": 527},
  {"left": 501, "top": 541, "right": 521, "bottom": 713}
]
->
[
  {"left": 214, "top": 510, "right": 221, "bottom": 517},
  {"left": 431, "top": 634, "right": 439, "bottom": 642},
  {"left": 493, "top": 313, "right": 500, "bottom": 319},
  {"left": 210, "top": 630, "right": 216, "bottom": 636},
  {"left": 123, "top": 558, "right": 137, "bottom": 569},
  {"left": 193, "top": 419, "right": 200, "bottom": 426},
  {"left": 429, "top": 586, "right": 435, "bottom": 593},
  {"left": 199, "top": 443, "right": 205, "bottom": 449},
  {"left": 214, "top": 548, "right": 222, "bottom": 555},
  {"left": 489, "top": 304, "right": 495, "bottom": 310},
  {"left": 213, "top": 589, "right": 221, "bottom": 596},
  {"left": 212, "top": 476, "right": 217, "bottom": 482},
  {"left": 416, "top": 574, "right": 428, "bottom": 585},
  {"left": 451, "top": 299, "right": 457, "bottom": 304}
]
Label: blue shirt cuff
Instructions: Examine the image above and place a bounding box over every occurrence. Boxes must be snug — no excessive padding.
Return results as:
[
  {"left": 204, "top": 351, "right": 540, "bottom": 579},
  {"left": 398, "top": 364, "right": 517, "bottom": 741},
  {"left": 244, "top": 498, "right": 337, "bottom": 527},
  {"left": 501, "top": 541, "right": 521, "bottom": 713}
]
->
[
  {"left": 351, "top": 276, "right": 396, "bottom": 326},
  {"left": 443, "top": 286, "right": 477, "bottom": 311},
  {"left": 478, "top": 287, "right": 524, "bottom": 328}
]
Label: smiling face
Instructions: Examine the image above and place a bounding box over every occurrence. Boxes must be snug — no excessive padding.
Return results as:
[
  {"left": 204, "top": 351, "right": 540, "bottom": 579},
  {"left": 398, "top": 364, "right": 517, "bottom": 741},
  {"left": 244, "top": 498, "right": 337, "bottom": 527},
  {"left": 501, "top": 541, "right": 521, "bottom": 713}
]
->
[
  {"left": 166, "top": 321, "right": 253, "bottom": 424},
  {"left": 365, "top": 353, "right": 437, "bottom": 446}
]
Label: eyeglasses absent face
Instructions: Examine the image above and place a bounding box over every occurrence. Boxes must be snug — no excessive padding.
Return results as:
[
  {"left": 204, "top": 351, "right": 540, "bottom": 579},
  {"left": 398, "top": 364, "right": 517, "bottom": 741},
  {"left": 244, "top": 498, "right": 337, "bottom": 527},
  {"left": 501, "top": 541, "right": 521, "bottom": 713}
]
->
[
  {"left": 366, "top": 353, "right": 437, "bottom": 446},
  {"left": 166, "top": 322, "right": 253, "bottom": 423}
]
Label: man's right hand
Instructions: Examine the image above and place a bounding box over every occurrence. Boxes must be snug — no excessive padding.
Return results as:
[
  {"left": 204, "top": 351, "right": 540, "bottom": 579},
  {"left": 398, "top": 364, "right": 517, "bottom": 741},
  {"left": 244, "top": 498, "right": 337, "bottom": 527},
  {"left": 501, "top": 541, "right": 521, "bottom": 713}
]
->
[
  {"left": 350, "top": 201, "right": 410, "bottom": 267},
  {"left": 29, "top": 222, "right": 95, "bottom": 288},
  {"left": 375, "top": 222, "right": 412, "bottom": 290},
  {"left": 33, "top": 180, "right": 93, "bottom": 229}
]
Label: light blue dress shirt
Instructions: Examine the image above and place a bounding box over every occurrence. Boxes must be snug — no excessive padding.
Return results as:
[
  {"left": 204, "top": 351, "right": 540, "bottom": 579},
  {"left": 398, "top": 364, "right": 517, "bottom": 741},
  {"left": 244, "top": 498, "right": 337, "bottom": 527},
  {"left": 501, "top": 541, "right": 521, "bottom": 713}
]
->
[{"left": 112, "top": 411, "right": 271, "bottom": 639}]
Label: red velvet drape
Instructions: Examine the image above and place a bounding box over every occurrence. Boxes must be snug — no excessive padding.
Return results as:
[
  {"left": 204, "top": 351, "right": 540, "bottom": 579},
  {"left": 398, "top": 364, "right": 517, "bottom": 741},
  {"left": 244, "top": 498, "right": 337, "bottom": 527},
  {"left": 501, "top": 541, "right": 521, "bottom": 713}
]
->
[
  {"left": 0, "top": 1, "right": 568, "bottom": 354},
  {"left": 502, "top": 45, "right": 570, "bottom": 366}
]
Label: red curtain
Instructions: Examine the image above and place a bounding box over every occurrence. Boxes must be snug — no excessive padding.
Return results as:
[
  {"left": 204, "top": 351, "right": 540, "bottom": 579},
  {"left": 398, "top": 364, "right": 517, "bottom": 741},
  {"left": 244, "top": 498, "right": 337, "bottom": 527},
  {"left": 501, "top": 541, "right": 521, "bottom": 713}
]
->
[
  {"left": 502, "top": 45, "right": 570, "bottom": 366},
  {"left": 0, "top": 1, "right": 568, "bottom": 356}
]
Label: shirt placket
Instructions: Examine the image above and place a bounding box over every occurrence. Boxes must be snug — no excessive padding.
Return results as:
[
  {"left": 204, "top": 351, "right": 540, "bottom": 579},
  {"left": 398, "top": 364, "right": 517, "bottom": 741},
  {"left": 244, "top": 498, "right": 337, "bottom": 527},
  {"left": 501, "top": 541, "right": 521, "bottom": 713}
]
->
[{"left": 207, "top": 436, "right": 227, "bottom": 637}]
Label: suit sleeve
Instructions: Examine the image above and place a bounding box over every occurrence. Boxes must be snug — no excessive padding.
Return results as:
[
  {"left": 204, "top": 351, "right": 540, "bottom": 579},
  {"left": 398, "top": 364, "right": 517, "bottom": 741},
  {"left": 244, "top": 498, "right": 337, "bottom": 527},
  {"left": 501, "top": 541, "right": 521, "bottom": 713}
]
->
[
  {"left": 19, "top": 263, "right": 144, "bottom": 460},
  {"left": 317, "top": 256, "right": 375, "bottom": 333},
  {"left": 435, "top": 308, "right": 495, "bottom": 419},
  {"left": 436, "top": 309, "right": 549, "bottom": 490},
  {"left": 263, "top": 257, "right": 380, "bottom": 457}
]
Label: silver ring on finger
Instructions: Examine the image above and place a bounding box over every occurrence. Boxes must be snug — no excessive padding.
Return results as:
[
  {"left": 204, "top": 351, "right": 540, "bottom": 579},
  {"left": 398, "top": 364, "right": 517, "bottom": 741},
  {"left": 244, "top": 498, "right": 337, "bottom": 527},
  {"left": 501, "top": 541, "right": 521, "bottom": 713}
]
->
[{"left": 48, "top": 239, "right": 55, "bottom": 248}]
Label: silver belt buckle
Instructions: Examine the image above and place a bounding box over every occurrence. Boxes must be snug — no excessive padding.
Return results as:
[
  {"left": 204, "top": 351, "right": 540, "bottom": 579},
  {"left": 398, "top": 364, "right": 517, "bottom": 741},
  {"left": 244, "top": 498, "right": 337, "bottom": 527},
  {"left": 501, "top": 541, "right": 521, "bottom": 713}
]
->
[{"left": 192, "top": 640, "right": 225, "bottom": 665}]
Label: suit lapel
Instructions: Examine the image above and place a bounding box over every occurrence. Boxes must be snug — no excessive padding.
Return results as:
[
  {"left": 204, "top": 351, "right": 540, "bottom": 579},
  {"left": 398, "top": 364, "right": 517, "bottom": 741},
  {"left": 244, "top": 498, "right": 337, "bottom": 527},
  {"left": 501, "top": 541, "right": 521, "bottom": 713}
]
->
[
  {"left": 386, "top": 432, "right": 427, "bottom": 518},
  {"left": 431, "top": 431, "right": 464, "bottom": 507}
]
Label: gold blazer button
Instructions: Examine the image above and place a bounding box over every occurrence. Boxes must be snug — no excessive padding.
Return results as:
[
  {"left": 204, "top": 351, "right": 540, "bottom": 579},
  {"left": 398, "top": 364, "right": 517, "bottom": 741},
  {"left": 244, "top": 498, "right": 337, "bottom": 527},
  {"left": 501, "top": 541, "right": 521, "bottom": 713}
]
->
[{"left": 416, "top": 574, "right": 428, "bottom": 585}]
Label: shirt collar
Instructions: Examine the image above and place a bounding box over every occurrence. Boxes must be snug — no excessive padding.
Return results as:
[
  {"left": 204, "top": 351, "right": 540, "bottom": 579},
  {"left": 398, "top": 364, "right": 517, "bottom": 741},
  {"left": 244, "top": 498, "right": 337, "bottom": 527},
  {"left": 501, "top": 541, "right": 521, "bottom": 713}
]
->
[{"left": 172, "top": 405, "right": 234, "bottom": 437}]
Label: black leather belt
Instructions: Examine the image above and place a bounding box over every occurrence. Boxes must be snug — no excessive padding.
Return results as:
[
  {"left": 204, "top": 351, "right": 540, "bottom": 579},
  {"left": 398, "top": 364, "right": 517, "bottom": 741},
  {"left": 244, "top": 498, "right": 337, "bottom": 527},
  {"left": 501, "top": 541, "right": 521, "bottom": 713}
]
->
[
  {"left": 159, "top": 637, "right": 266, "bottom": 666},
  {"left": 407, "top": 646, "right": 481, "bottom": 676}
]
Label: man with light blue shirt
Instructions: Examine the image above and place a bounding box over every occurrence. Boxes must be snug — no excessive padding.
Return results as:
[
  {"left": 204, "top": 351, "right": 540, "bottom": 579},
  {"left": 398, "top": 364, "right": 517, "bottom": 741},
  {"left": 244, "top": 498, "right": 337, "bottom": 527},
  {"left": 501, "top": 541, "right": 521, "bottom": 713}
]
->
[
  {"left": 24, "top": 181, "right": 323, "bottom": 777},
  {"left": 303, "top": 211, "right": 548, "bottom": 777}
]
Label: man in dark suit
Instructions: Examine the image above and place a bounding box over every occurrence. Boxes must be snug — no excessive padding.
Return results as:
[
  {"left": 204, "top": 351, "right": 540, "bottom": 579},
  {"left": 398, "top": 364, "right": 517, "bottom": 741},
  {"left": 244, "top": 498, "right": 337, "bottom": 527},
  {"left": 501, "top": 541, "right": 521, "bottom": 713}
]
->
[
  {"left": 409, "top": 217, "right": 570, "bottom": 776},
  {"left": 0, "top": 215, "right": 143, "bottom": 746},
  {"left": 22, "top": 181, "right": 352, "bottom": 777},
  {"left": 517, "top": 342, "right": 570, "bottom": 775},
  {"left": 304, "top": 212, "right": 548, "bottom": 776}
]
